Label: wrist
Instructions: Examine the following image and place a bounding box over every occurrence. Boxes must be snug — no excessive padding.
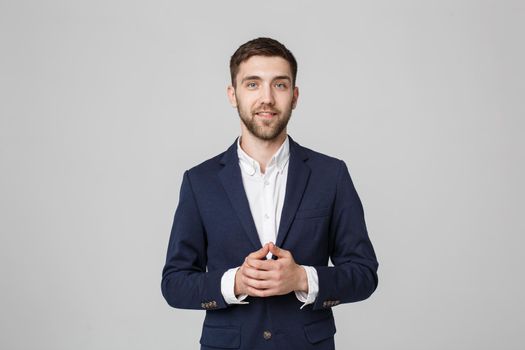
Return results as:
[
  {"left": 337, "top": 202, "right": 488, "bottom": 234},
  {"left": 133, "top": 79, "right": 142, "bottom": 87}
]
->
[
  {"left": 296, "top": 265, "right": 308, "bottom": 292},
  {"left": 234, "top": 267, "right": 243, "bottom": 296}
]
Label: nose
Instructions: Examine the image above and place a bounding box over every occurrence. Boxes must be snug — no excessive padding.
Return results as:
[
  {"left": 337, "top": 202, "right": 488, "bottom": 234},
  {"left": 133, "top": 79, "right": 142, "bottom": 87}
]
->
[{"left": 259, "top": 83, "right": 275, "bottom": 105}]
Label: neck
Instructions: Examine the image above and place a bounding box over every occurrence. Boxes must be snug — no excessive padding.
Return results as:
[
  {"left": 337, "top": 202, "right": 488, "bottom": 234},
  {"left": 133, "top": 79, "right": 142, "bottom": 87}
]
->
[{"left": 239, "top": 129, "right": 287, "bottom": 174}]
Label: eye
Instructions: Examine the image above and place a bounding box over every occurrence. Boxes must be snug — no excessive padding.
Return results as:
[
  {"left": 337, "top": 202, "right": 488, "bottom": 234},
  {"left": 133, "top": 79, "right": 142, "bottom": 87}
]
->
[
  {"left": 275, "top": 82, "right": 287, "bottom": 89},
  {"left": 247, "top": 82, "right": 257, "bottom": 88}
]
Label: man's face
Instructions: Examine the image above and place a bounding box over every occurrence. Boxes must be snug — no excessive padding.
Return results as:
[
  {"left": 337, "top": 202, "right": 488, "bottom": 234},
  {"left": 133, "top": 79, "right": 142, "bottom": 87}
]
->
[{"left": 227, "top": 55, "right": 299, "bottom": 141}]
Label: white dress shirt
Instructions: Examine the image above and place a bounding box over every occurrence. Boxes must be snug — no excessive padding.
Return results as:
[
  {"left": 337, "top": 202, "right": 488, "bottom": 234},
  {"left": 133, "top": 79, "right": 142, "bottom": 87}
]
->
[{"left": 220, "top": 134, "right": 319, "bottom": 308}]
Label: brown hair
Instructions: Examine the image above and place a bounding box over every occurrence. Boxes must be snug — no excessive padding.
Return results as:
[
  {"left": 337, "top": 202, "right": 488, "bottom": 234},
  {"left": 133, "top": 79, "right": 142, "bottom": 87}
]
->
[{"left": 229, "top": 37, "right": 298, "bottom": 88}]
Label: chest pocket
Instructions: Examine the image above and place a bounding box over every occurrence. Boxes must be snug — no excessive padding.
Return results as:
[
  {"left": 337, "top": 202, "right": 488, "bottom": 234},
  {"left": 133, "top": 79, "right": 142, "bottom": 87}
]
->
[{"left": 295, "top": 207, "right": 331, "bottom": 219}]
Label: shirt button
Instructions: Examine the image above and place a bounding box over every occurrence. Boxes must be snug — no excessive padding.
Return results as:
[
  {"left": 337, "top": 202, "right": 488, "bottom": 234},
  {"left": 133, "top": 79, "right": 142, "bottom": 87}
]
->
[
  {"left": 263, "top": 330, "right": 272, "bottom": 340},
  {"left": 264, "top": 214, "right": 270, "bottom": 219}
]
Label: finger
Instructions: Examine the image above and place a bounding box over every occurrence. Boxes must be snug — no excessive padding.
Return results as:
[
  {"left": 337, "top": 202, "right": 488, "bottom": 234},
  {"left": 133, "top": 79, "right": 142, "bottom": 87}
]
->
[
  {"left": 268, "top": 242, "right": 291, "bottom": 258},
  {"left": 246, "top": 258, "right": 277, "bottom": 271},
  {"left": 242, "top": 276, "right": 274, "bottom": 290},
  {"left": 247, "top": 243, "right": 270, "bottom": 259},
  {"left": 242, "top": 266, "right": 273, "bottom": 280},
  {"left": 245, "top": 257, "right": 269, "bottom": 269},
  {"left": 245, "top": 285, "right": 276, "bottom": 298}
]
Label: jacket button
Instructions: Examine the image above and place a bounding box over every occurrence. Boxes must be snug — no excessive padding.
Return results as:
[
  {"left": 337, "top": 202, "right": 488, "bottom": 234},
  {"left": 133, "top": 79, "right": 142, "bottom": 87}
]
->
[{"left": 263, "top": 330, "right": 272, "bottom": 340}]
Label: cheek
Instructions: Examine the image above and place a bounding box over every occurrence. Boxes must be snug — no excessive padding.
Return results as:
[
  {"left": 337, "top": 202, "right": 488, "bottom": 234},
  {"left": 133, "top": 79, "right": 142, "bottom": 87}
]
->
[
  {"left": 236, "top": 94, "right": 248, "bottom": 106},
  {"left": 277, "top": 96, "right": 294, "bottom": 107},
  {"left": 240, "top": 103, "right": 253, "bottom": 114}
]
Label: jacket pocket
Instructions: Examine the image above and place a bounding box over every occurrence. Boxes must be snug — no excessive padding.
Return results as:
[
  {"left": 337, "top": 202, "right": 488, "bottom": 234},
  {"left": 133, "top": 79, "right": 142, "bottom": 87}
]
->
[
  {"left": 303, "top": 317, "right": 337, "bottom": 344},
  {"left": 199, "top": 324, "right": 240, "bottom": 349},
  {"left": 295, "top": 207, "right": 331, "bottom": 219}
]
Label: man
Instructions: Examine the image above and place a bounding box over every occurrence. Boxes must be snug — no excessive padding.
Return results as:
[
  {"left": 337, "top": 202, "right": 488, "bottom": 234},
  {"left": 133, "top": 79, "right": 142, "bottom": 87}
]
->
[{"left": 161, "top": 37, "right": 378, "bottom": 350}]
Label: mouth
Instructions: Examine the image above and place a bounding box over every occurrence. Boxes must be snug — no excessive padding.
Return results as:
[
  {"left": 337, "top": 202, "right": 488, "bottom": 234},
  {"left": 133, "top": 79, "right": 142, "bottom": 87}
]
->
[{"left": 255, "top": 111, "right": 278, "bottom": 118}]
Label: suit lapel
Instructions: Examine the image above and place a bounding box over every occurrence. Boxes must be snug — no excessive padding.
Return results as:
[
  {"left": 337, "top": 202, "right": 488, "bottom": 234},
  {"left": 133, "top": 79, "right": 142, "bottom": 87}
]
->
[
  {"left": 218, "top": 138, "right": 262, "bottom": 251},
  {"left": 218, "top": 135, "right": 311, "bottom": 251},
  {"left": 275, "top": 135, "right": 311, "bottom": 247}
]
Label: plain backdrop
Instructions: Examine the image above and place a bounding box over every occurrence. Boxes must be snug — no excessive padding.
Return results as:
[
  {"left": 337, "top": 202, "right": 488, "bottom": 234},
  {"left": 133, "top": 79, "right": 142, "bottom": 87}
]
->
[{"left": 1, "top": 0, "right": 524, "bottom": 349}]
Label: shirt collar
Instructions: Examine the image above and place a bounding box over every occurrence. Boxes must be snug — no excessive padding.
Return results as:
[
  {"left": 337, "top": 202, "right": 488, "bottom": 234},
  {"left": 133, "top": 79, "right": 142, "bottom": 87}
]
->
[{"left": 237, "top": 134, "right": 290, "bottom": 176}]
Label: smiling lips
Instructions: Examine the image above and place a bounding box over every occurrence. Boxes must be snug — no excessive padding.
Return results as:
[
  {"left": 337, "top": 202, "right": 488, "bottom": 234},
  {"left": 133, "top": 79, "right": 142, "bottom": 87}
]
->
[{"left": 255, "top": 111, "right": 277, "bottom": 118}]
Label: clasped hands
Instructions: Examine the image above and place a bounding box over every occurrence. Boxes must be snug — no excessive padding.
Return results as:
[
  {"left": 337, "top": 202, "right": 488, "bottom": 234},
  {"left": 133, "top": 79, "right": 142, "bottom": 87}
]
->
[{"left": 234, "top": 242, "right": 308, "bottom": 298}]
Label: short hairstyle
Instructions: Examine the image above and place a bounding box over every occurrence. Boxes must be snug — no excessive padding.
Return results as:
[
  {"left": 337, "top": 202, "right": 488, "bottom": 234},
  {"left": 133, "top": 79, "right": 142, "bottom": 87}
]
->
[{"left": 229, "top": 37, "right": 298, "bottom": 88}]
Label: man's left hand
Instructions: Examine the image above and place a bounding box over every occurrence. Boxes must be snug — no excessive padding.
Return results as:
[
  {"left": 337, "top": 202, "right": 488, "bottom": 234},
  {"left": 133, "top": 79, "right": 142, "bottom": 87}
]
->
[{"left": 240, "top": 242, "right": 308, "bottom": 297}]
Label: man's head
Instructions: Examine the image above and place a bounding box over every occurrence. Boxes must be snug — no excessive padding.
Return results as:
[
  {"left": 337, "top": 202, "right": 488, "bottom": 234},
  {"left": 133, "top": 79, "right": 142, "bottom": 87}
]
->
[
  {"left": 229, "top": 37, "right": 298, "bottom": 89},
  {"left": 227, "top": 37, "right": 299, "bottom": 141}
]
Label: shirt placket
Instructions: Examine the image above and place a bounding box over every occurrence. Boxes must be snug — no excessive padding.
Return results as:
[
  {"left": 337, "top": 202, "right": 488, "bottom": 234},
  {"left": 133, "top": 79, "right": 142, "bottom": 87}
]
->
[{"left": 261, "top": 165, "right": 277, "bottom": 259}]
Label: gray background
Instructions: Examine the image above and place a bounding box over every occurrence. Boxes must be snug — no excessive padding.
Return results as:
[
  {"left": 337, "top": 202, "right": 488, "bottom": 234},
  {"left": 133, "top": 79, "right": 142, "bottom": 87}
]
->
[{"left": 1, "top": 0, "right": 523, "bottom": 349}]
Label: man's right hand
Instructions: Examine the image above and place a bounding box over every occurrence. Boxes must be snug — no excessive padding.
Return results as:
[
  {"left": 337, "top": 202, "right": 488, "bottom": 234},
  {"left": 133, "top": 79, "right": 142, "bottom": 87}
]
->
[{"left": 234, "top": 243, "right": 270, "bottom": 296}]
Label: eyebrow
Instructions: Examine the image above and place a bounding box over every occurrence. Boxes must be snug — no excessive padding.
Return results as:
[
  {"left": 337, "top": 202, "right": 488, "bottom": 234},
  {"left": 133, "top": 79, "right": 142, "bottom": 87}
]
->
[{"left": 241, "top": 75, "right": 292, "bottom": 84}]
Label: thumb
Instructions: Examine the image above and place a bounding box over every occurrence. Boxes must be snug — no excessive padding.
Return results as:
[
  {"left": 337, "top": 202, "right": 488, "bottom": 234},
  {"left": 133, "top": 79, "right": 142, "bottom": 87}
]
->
[
  {"left": 250, "top": 243, "right": 270, "bottom": 259},
  {"left": 268, "top": 242, "right": 287, "bottom": 258}
]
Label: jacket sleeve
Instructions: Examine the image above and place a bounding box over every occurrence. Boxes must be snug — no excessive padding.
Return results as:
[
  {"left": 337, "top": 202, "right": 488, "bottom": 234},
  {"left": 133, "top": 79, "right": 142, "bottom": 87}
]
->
[
  {"left": 161, "top": 170, "right": 228, "bottom": 310},
  {"left": 312, "top": 160, "right": 379, "bottom": 311}
]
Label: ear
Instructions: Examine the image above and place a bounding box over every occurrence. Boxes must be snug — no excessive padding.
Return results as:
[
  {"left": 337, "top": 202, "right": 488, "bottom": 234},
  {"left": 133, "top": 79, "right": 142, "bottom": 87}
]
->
[
  {"left": 291, "top": 86, "right": 299, "bottom": 109},
  {"left": 227, "top": 85, "right": 238, "bottom": 107}
]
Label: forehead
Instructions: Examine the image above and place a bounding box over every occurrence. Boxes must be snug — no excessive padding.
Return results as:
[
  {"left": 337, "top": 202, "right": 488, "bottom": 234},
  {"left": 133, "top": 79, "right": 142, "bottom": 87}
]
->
[{"left": 236, "top": 55, "right": 292, "bottom": 81}]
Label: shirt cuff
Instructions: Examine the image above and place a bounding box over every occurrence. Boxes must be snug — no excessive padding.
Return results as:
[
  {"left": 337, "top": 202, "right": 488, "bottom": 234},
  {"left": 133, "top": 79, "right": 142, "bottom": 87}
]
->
[
  {"left": 294, "top": 265, "right": 319, "bottom": 309},
  {"left": 221, "top": 267, "right": 249, "bottom": 305}
]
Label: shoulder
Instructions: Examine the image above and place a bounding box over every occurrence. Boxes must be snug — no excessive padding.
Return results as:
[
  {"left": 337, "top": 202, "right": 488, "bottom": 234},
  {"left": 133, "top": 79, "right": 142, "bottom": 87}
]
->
[
  {"left": 182, "top": 136, "right": 348, "bottom": 180},
  {"left": 295, "top": 142, "right": 345, "bottom": 175},
  {"left": 184, "top": 151, "right": 226, "bottom": 181}
]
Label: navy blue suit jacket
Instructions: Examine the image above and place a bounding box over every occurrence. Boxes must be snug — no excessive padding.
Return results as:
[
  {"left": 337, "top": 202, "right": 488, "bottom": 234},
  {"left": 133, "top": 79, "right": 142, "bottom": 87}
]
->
[{"left": 161, "top": 135, "right": 378, "bottom": 349}]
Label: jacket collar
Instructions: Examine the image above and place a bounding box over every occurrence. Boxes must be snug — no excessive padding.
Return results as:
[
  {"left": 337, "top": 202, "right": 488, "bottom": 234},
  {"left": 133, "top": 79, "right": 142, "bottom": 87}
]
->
[
  {"left": 236, "top": 134, "right": 290, "bottom": 176},
  {"left": 218, "top": 134, "right": 311, "bottom": 250},
  {"left": 219, "top": 134, "right": 308, "bottom": 166}
]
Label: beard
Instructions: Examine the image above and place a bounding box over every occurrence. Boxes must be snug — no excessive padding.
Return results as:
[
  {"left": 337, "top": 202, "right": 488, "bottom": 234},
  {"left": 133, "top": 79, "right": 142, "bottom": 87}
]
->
[{"left": 236, "top": 98, "right": 293, "bottom": 141}]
